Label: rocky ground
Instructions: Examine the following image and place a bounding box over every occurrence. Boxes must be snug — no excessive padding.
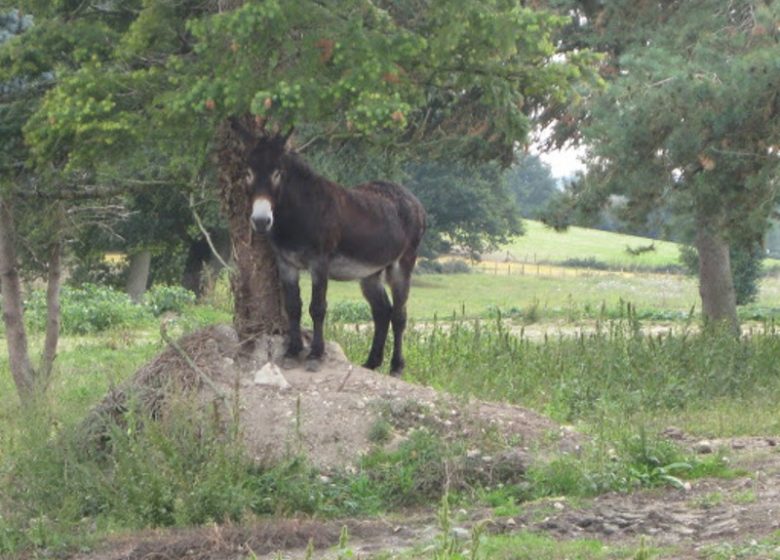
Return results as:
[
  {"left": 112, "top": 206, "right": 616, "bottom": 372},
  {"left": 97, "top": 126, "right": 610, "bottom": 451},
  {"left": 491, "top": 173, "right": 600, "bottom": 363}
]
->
[{"left": 73, "top": 326, "right": 780, "bottom": 560}]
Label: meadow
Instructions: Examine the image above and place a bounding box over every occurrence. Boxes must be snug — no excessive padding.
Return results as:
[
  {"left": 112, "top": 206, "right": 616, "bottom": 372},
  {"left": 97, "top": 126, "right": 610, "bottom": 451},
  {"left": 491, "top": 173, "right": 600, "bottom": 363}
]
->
[{"left": 2, "top": 225, "right": 780, "bottom": 558}]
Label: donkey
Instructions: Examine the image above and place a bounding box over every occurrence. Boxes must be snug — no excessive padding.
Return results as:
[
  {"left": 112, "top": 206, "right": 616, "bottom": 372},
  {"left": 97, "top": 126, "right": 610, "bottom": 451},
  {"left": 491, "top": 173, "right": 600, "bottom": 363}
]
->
[{"left": 237, "top": 126, "right": 426, "bottom": 376}]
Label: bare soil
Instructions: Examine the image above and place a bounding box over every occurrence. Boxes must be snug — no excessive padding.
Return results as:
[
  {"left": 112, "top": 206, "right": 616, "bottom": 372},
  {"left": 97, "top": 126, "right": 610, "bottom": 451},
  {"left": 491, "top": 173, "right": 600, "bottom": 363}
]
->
[{"left": 73, "top": 326, "right": 780, "bottom": 559}]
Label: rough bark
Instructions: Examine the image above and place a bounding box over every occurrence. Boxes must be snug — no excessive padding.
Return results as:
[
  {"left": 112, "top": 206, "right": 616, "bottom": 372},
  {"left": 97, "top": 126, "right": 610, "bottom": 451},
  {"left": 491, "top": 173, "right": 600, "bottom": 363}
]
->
[
  {"left": 126, "top": 249, "right": 151, "bottom": 303},
  {"left": 182, "top": 238, "right": 210, "bottom": 296},
  {"left": 695, "top": 223, "right": 739, "bottom": 333},
  {"left": 216, "top": 118, "right": 286, "bottom": 351},
  {"left": 40, "top": 233, "right": 62, "bottom": 382},
  {"left": 0, "top": 197, "right": 35, "bottom": 400}
]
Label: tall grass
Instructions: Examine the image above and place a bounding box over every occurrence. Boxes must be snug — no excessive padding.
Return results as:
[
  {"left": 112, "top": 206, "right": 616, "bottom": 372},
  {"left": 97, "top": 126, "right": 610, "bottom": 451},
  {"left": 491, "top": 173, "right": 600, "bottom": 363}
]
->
[{"left": 331, "top": 317, "right": 780, "bottom": 434}]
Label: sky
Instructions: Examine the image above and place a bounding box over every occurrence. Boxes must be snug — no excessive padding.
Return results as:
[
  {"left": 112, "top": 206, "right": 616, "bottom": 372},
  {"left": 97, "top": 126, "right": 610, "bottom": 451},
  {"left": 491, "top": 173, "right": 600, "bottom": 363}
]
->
[{"left": 537, "top": 145, "right": 586, "bottom": 180}]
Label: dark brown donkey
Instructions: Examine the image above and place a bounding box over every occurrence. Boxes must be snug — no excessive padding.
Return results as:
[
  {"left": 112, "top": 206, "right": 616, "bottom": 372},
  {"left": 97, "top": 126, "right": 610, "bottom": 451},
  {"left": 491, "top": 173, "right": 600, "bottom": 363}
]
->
[{"left": 238, "top": 127, "right": 426, "bottom": 376}]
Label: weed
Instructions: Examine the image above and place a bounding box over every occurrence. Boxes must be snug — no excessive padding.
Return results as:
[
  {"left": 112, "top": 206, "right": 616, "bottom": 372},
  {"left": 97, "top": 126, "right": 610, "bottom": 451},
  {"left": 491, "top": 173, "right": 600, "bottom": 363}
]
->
[
  {"left": 144, "top": 285, "right": 196, "bottom": 316},
  {"left": 25, "top": 283, "right": 151, "bottom": 334},
  {"left": 632, "top": 536, "right": 654, "bottom": 560},
  {"left": 329, "top": 300, "right": 372, "bottom": 323},
  {"left": 367, "top": 418, "right": 392, "bottom": 444}
]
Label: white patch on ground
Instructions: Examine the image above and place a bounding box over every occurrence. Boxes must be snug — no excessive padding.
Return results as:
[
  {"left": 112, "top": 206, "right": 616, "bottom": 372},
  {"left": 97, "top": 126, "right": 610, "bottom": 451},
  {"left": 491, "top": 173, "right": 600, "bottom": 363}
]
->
[{"left": 253, "top": 362, "right": 291, "bottom": 390}]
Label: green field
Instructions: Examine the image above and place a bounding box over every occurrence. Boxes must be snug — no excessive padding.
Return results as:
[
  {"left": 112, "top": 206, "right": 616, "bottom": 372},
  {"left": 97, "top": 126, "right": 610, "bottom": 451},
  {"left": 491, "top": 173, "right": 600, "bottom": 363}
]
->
[
  {"left": 490, "top": 220, "right": 684, "bottom": 269},
  {"left": 315, "top": 270, "right": 780, "bottom": 324},
  {"left": 489, "top": 220, "right": 780, "bottom": 272}
]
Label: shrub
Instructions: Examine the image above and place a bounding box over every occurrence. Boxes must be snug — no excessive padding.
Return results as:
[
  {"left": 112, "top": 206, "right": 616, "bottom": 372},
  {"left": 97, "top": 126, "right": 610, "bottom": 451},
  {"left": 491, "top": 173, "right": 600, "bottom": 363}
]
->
[
  {"left": 144, "top": 285, "right": 196, "bottom": 316},
  {"left": 329, "top": 300, "right": 372, "bottom": 323},
  {"left": 25, "top": 283, "right": 150, "bottom": 335},
  {"left": 415, "top": 258, "right": 471, "bottom": 275},
  {"left": 559, "top": 257, "right": 610, "bottom": 270}
]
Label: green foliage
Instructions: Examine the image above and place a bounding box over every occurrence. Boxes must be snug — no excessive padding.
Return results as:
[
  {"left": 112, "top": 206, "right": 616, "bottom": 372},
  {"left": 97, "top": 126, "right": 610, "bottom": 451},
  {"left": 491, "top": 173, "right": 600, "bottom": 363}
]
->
[
  {"left": 9, "top": 0, "right": 596, "bottom": 178},
  {"left": 360, "top": 428, "right": 452, "bottom": 507},
  {"left": 552, "top": 0, "right": 780, "bottom": 323},
  {"left": 406, "top": 162, "right": 523, "bottom": 257},
  {"left": 143, "top": 284, "right": 196, "bottom": 316},
  {"left": 3, "top": 303, "right": 780, "bottom": 556},
  {"left": 328, "top": 300, "right": 372, "bottom": 323},
  {"left": 24, "top": 283, "right": 150, "bottom": 334},
  {"left": 415, "top": 258, "right": 472, "bottom": 275},
  {"left": 505, "top": 154, "right": 559, "bottom": 218},
  {"left": 729, "top": 242, "right": 764, "bottom": 306},
  {"left": 0, "top": 397, "right": 253, "bottom": 554},
  {"left": 333, "top": 316, "right": 780, "bottom": 427}
]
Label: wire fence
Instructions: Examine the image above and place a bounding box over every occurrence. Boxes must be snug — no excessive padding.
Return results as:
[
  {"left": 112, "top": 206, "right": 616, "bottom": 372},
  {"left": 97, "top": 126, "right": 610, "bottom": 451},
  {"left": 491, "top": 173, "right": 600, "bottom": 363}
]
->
[{"left": 457, "top": 258, "right": 682, "bottom": 279}]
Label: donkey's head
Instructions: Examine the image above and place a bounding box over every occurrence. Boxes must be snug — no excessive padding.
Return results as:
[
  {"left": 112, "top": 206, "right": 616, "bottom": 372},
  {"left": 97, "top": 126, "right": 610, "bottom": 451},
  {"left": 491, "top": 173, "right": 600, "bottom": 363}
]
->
[{"left": 232, "top": 119, "right": 293, "bottom": 234}]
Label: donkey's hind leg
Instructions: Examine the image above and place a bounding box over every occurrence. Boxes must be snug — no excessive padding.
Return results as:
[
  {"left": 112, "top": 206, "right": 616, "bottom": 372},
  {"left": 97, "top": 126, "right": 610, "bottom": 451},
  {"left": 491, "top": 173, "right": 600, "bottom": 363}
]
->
[
  {"left": 360, "top": 271, "right": 392, "bottom": 370},
  {"left": 388, "top": 259, "right": 413, "bottom": 377}
]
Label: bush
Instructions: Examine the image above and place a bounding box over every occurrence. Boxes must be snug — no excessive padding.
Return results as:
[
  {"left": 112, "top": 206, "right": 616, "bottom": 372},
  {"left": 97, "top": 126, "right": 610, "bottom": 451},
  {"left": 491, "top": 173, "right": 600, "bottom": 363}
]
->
[
  {"left": 25, "top": 283, "right": 150, "bottom": 335},
  {"left": 144, "top": 285, "right": 196, "bottom": 316},
  {"left": 559, "top": 257, "right": 610, "bottom": 270},
  {"left": 329, "top": 300, "right": 372, "bottom": 323},
  {"left": 415, "top": 258, "right": 471, "bottom": 275}
]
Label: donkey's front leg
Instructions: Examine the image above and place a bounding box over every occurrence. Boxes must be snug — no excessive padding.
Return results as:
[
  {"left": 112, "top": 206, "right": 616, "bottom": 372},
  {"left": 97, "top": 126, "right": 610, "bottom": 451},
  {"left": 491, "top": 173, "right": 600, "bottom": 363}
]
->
[
  {"left": 307, "top": 258, "right": 329, "bottom": 371},
  {"left": 279, "top": 260, "right": 304, "bottom": 366}
]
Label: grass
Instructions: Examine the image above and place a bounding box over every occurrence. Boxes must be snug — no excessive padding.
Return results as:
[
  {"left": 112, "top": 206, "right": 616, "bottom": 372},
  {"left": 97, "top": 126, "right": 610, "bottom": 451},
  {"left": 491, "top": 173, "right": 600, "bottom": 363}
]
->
[
  {"left": 496, "top": 220, "right": 780, "bottom": 272},
  {"left": 495, "top": 220, "right": 685, "bottom": 270},
  {"left": 309, "top": 271, "right": 701, "bottom": 323},
  {"left": 302, "top": 268, "right": 780, "bottom": 325},
  {"left": 4, "top": 260, "right": 780, "bottom": 556}
]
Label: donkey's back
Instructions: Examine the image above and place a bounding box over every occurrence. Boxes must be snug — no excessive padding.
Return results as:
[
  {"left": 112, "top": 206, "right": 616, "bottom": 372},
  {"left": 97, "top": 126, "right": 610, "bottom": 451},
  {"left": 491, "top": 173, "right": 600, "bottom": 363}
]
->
[{"left": 328, "top": 180, "right": 425, "bottom": 280}]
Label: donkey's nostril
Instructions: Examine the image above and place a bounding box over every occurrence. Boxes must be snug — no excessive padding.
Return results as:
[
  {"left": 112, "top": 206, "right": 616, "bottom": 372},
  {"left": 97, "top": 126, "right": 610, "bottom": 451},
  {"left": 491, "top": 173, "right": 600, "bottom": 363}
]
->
[{"left": 251, "top": 216, "right": 272, "bottom": 233}]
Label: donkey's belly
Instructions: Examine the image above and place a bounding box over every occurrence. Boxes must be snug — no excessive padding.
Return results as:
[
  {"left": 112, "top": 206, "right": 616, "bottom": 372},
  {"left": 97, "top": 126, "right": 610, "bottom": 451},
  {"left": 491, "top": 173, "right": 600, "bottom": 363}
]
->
[{"left": 329, "top": 255, "right": 386, "bottom": 281}]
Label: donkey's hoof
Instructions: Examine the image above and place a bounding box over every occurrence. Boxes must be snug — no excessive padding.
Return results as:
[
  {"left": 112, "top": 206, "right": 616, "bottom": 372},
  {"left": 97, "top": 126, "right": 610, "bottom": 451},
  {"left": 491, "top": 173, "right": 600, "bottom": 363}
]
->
[
  {"left": 389, "top": 368, "right": 403, "bottom": 378},
  {"left": 281, "top": 356, "right": 299, "bottom": 370},
  {"left": 305, "top": 358, "right": 322, "bottom": 373}
]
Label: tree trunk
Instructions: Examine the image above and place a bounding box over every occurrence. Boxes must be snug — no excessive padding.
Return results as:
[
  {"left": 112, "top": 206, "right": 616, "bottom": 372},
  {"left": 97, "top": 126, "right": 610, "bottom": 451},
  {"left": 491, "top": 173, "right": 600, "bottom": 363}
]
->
[
  {"left": 40, "top": 233, "right": 63, "bottom": 383},
  {"left": 0, "top": 197, "right": 35, "bottom": 400},
  {"left": 216, "top": 118, "right": 286, "bottom": 351},
  {"left": 695, "top": 223, "right": 739, "bottom": 333},
  {"left": 126, "top": 249, "right": 151, "bottom": 303},
  {"left": 182, "top": 238, "right": 210, "bottom": 297}
]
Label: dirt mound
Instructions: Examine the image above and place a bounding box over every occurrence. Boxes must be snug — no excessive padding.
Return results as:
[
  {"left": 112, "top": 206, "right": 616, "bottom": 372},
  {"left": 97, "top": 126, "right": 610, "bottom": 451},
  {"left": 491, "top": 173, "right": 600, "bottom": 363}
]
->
[{"left": 84, "top": 325, "right": 577, "bottom": 471}]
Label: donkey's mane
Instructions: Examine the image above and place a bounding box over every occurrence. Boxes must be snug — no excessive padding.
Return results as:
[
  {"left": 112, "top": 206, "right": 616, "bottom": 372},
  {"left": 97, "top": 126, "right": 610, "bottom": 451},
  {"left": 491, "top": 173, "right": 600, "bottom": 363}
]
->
[{"left": 283, "top": 151, "right": 322, "bottom": 184}]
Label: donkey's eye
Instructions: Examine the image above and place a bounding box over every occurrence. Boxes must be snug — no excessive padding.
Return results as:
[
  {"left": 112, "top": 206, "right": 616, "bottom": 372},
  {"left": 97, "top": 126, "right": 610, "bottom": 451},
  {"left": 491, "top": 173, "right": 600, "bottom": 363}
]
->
[{"left": 270, "top": 169, "right": 282, "bottom": 188}]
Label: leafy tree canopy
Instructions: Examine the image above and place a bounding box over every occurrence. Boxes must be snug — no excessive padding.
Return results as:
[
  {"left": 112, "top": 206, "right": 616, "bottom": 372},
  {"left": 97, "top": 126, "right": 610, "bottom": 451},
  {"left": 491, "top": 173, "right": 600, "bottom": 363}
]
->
[
  {"left": 550, "top": 0, "right": 780, "bottom": 245},
  {"left": 405, "top": 161, "right": 522, "bottom": 257},
  {"left": 504, "top": 153, "right": 558, "bottom": 218},
  {"left": 3, "top": 0, "right": 597, "bottom": 186}
]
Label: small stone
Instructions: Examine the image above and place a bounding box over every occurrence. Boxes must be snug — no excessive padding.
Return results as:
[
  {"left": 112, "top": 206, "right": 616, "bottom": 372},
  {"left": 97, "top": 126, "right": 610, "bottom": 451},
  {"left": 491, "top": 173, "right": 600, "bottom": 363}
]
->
[
  {"left": 601, "top": 523, "right": 619, "bottom": 535},
  {"left": 693, "top": 440, "right": 714, "bottom": 454},
  {"left": 451, "top": 527, "right": 470, "bottom": 540},
  {"left": 253, "top": 362, "right": 291, "bottom": 389},
  {"left": 553, "top": 501, "right": 565, "bottom": 511},
  {"left": 662, "top": 426, "right": 685, "bottom": 440}
]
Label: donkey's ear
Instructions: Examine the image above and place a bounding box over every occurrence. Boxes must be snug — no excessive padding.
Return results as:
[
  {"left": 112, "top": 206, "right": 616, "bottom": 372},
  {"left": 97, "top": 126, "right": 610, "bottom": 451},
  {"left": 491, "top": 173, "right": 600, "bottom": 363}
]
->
[
  {"left": 228, "top": 116, "right": 257, "bottom": 149},
  {"left": 282, "top": 126, "right": 295, "bottom": 149}
]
